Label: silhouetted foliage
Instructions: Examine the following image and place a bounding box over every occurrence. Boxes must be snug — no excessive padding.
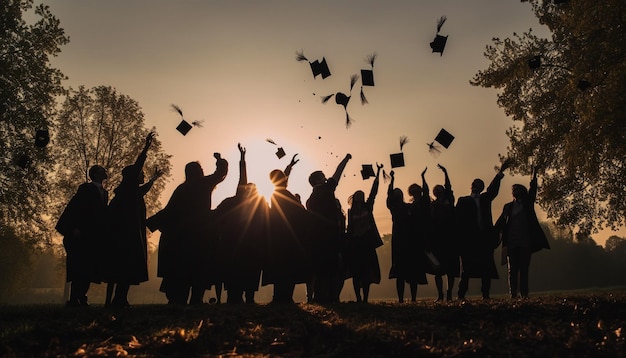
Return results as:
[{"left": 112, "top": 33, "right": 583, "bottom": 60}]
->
[
  {"left": 0, "top": 0, "right": 69, "bottom": 243},
  {"left": 471, "top": 0, "right": 626, "bottom": 234},
  {"left": 51, "top": 86, "right": 172, "bottom": 236}
]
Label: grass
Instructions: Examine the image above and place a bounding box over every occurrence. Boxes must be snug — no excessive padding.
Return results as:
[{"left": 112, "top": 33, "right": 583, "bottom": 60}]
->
[{"left": 1, "top": 291, "right": 625, "bottom": 357}]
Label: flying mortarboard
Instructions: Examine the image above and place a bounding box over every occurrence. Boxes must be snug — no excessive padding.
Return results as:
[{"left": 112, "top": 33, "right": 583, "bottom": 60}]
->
[
  {"left": 266, "top": 138, "right": 286, "bottom": 159},
  {"left": 360, "top": 164, "right": 375, "bottom": 180},
  {"left": 360, "top": 52, "right": 377, "bottom": 105},
  {"left": 390, "top": 136, "right": 409, "bottom": 168},
  {"left": 430, "top": 16, "right": 448, "bottom": 56},
  {"left": 176, "top": 120, "right": 193, "bottom": 135},
  {"left": 321, "top": 74, "right": 359, "bottom": 128},
  {"left": 434, "top": 128, "right": 454, "bottom": 149},
  {"left": 35, "top": 129, "right": 50, "bottom": 147},
  {"left": 296, "top": 50, "right": 331, "bottom": 79},
  {"left": 172, "top": 104, "right": 203, "bottom": 136}
]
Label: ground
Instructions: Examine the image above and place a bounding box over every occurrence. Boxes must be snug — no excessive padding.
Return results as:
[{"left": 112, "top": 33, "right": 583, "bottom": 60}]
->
[{"left": 1, "top": 292, "right": 625, "bottom": 357}]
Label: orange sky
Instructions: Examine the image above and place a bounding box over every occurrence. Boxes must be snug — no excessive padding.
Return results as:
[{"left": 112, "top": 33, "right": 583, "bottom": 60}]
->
[{"left": 43, "top": 0, "right": 624, "bottom": 246}]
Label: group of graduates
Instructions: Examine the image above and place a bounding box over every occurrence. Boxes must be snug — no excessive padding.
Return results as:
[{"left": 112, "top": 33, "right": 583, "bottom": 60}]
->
[
  {"left": 386, "top": 160, "right": 550, "bottom": 303},
  {"left": 56, "top": 134, "right": 550, "bottom": 307},
  {"left": 56, "top": 133, "right": 163, "bottom": 307}
]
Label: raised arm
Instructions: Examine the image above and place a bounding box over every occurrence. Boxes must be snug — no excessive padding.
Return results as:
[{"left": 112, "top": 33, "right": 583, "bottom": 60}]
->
[
  {"left": 386, "top": 170, "right": 395, "bottom": 209},
  {"left": 331, "top": 153, "right": 352, "bottom": 184},
  {"left": 438, "top": 164, "right": 451, "bottom": 191},
  {"left": 485, "top": 159, "right": 511, "bottom": 201},
  {"left": 209, "top": 152, "right": 229, "bottom": 184},
  {"left": 367, "top": 163, "right": 383, "bottom": 205},
  {"left": 421, "top": 167, "right": 429, "bottom": 197},
  {"left": 284, "top": 153, "right": 299, "bottom": 177},
  {"left": 238, "top": 143, "right": 247, "bottom": 186}
]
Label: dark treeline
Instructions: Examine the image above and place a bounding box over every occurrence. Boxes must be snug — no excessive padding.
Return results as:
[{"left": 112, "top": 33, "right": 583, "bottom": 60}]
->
[{"left": 2, "top": 226, "right": 625, "bottom": 304}]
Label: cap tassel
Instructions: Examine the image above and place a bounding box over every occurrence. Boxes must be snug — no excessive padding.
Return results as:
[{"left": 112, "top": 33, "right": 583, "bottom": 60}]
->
[
  {"left": 192, "top": 120, "right": 204, "bottom": 128},
  {"left": 400, "top": 135, "right": 409, "bottom": 150},
  {"left": 382, "top": 170, "right": 390, "bottom": 183},
  {"left": 367, "top": 52, "right": 377, "bottom": 68},
  {"left": 321, "top": 94, "right": 334, "bottom": 104},
  {"left": 349, "top": 74, "right": 359, "bottom": 92},
  {"left": 428, "top": 141, "right": 441, "bottom": 156},
  {"left": 360, "top": 87, "right": 369, "bottom": 105},
  {"left": 345, "top": 112, "right": 353, "bottom": 129},
  {"left": 171, "top": 104, "right": 184, "bottom": 117},
  {"left": 295, "top": 50, "right": 308, "bottom": 62},
  {"left": 266, "top": 138, "right": 277, "bottom": 145},
  {"left": 436, "top": 16, "right": 447, "bottom": 33}
]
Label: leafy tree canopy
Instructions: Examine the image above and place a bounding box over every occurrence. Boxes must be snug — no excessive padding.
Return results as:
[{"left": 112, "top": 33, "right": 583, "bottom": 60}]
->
[
  {"left": 0, "top": 0, "right": 69, "bottom": 243},
  {"left": 51, "top": 85, "right": 172, "bottom": 234},
  {"left": 471, "top": 0, "right": 626, "bottom": 234}
]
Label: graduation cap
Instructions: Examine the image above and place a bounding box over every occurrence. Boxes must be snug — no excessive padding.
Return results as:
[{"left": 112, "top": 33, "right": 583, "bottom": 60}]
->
[
  {"left": 528, "top": 55, "right": 542, "bottom": 69},
  {"left": 296, "top": 50, "right": 331, "bottom": 79},
  {"left": 266, "top": 138, "right": 286, "bottom": 159},
  {"left": 430, "top": 16, "right": 448, "bottom": 56},
  {"left": 321, "top": 74, "right": 359, "bottom": 128},
  {"left": 360, "top": 52, "right": 377, "bottom": 105},
  {"left": 390, "top": 136, "right": 409, "bottom": 168},
  {"left": 360, "top": 164, "right": 375, "bottom": 180},
  {"left": 434, "top": 128, "right": 454, "bottom": 149},
  {"left": 35, "top": 129, "right": 50, "bottom": 147},
  {"left": 172, "top": 104, "right": 203, "bottom": 136}
]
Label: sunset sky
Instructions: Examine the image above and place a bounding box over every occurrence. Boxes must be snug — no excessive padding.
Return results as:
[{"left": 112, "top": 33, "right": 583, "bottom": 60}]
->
[{"left": 41, "top": 0, "right": 624, "bottom": 245}]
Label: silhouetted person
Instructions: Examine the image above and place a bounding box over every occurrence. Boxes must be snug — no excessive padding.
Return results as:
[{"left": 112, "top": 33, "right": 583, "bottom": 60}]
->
[
  {"left": 407, "top": 167, "right": 431, "bottom": 300},
  {"left": 386, "top": 170, "right": 426, "bottom": 303},
  {"left": 455, "top": 160, "right": 510, "bottom": 301},
  {"left": 214, "top": 144, "right": 269, "bottom": 304},
  {"left": 105, "top": 133, "right": 162, "bottom": 308},
  {"left": 345, "top": 163, "right": 384, "bottom": 303},
  {"left": 429, "top": 164, "right": 460, "bottom": 301},
  {"left": 495, "top": 168, "right": 550, "bottom": 299},
  {"left": 306, "top": 153, "right": 351, "bottom": 303},
  {"left": 147, "top": 153, "right": 228, "bottom": 304},
  {"left": 263, "top": 169, "right": 312, "bottom": 304},
  {"left": 56, "top": 165, "right": 109, "bottom": 307}
]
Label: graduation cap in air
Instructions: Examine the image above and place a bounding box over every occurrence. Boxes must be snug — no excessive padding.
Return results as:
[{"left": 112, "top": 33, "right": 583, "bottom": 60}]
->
[
  {"left": 35, "top": 129, "right": 50, "bottom": 147},
  {"left": 321, "top": 74, "right": 359, "bottom": 128},
  {"left": 390, "top": 135, "right": 409, "bottom": 168},
  {"left": 360, "top": 52, "right": 377, "bottom": 105},
  {"left": 296, "top": 50, "right": 331, "bottom": 79},
  {"left": 434, "top": 128, "right": 454, "bottom": 149},
  {"left": 360, "top": 164, "right": 375, "bottom": 180},
  {"left": 430, "top": 16, "right": 448, "bottom": 56},
  {"left": 266, "top": 138, "right": 286, "bottom": 159},
  {"left": 172, "top": 104, "right": 203, "bottom": 136}
]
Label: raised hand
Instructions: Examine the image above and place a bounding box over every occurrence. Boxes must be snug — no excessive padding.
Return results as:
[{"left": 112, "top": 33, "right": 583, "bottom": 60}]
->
[{"left": 437, "top": 164, "right": 447, "bottom": 173}]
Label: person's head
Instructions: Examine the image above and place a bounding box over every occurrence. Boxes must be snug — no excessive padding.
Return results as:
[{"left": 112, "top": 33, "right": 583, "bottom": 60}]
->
[
  {"left": 184, "top": 161, "right": 204, "bottom": 181},
  {"left": 88, "top": 165, "right": 108, "bottom": 183},
  {"left": 408, "top": 183, "right": 422, "bottom": 199},
  {"left": 433, "top": 184, "right": 445, "bottom": 199},
  {"left": 471, "top": 178, "right": 485, "bottom": 194},
  {"left": 512, "top": 184, "right": 528, "bottom": 200},
  {"left": 270, "top": 169, "right": 287, "bottom": 188},
  {"left": 121, "top": 165, "right": 145, "bottom": 184},
  {"left": 348, "top": 190, "right": 365, "bottom": 207},
  {"left": 392, "top": 188, "right": 404, "bottom": 202},
  {"left": 308, "top": 170, "right": 326, "bottom": 187}
]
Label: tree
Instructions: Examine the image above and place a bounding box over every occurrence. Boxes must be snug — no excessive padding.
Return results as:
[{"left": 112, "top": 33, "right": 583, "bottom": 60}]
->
[
  {"left": 0, "top": 0, "right": 69, "bottom": 243},
  {"left": 470, "top": 0, "right": 626, "bottom": 234},
  {"left": 51, "top": 85, "right": 172, "bottom": 231}
]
